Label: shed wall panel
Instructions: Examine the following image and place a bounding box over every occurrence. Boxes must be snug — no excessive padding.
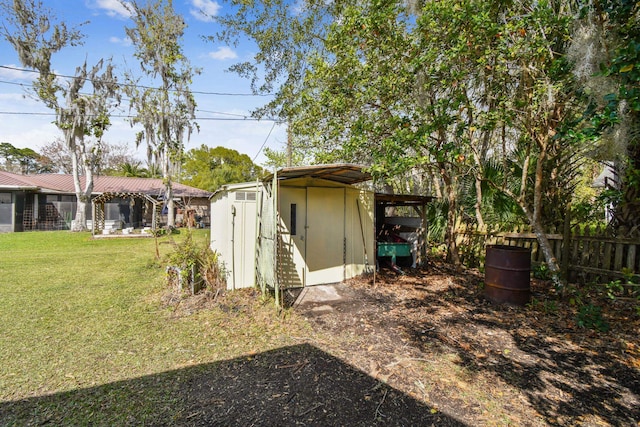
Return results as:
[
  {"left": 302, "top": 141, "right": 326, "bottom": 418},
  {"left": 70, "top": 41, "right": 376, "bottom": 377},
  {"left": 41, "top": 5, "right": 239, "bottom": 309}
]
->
[
  {"left": 234, "top": 199, "right": 257, "bottom": 288},
  {"left": 306, "top": 187, "right": 346, "bottom": 285}
]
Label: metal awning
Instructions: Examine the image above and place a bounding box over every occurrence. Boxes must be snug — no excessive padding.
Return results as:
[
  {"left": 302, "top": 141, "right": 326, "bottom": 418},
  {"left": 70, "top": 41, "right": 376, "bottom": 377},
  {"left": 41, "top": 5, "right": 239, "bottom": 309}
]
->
[
  {"left": 264, "top": 164, "right": 372, "bottom": 185},
  {"left": 375, "top": 193, "right": 435, "bottom": 206}
]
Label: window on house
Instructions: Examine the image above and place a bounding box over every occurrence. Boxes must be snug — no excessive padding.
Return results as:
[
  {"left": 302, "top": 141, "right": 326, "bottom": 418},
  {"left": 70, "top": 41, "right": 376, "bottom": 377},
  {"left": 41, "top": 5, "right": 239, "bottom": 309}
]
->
[{"left": 0, "top": 193, "right": 12, "bottom": 225}]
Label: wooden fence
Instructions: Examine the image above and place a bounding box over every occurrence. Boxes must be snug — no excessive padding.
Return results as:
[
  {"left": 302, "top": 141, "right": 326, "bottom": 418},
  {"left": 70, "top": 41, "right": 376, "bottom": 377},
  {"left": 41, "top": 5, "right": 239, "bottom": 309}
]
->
[{"left": 456, "top": 224, "right": 640, "bottom": 290}]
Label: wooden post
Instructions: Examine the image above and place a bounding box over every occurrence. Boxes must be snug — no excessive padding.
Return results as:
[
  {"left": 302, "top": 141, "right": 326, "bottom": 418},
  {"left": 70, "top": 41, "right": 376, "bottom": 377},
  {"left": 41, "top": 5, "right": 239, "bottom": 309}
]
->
[
  {"left": 286, "top": 125, "right": 292, "bottom": 167},
  {"left": 420, "top": 204, "right": 428, "bottom": 266},
  {"left": 561, "top": 206, "right": 571, "bottom": 279},
  {"left": 273, "top": 169, "right": 280, "bottom": 309}
]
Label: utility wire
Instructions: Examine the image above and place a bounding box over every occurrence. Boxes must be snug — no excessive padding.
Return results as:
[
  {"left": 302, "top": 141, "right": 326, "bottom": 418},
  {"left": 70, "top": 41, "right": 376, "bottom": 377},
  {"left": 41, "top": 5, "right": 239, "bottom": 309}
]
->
[
  {"left": 253, "top": 121, "right": 279, "bottom": 162},
  {"left": 0, "top": 79, "right": 259, "bottom": 119},
  {"left": 196, "top": 108, "right": 249, "bottom": 118},
  {"left": 0, "top": 65, "right": 274, "bottom": 97},
  {"left": 0, "top": 110, "right": 278, "bottom": 121}
]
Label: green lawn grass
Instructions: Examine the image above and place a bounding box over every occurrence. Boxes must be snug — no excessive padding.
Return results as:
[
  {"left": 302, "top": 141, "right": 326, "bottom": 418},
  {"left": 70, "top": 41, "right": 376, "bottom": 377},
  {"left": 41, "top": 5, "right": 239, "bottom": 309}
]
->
[{"left": 0, "top": 231, "right": 303, "bottom": 423}]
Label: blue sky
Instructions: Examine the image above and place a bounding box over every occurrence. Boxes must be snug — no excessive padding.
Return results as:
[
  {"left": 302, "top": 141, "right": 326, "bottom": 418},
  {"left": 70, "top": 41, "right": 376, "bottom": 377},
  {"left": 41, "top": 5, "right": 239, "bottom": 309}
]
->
[{"left": 0, "top": 0, "right": 286, "bottom": 167}]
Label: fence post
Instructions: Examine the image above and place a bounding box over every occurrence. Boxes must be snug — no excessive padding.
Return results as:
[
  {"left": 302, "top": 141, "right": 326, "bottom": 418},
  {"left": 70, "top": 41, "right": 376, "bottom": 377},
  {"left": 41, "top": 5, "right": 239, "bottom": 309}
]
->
[{"left": 562, "top": 206, "right": 571, "bottom": 279}]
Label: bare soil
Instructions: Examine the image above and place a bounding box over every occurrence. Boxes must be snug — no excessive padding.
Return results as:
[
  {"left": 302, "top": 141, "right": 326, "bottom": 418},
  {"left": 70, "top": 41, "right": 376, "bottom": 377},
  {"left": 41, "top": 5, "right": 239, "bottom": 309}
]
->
[
  {"left": 292, "top": 262, "right": 640, "bottom": 426},
  {"left": 156, "top": 261, "right": 640, "bottom": 425}
]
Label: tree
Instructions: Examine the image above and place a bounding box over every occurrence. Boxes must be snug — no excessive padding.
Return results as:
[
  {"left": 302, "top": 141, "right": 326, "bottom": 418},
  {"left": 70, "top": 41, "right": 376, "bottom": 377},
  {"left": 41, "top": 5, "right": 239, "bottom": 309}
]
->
[
  {"left": 217, "top": 0, "right": 592, "bottom": 283},
  {"left": 1, "top": 0, "right": 120, "bottom": 231},
  {"left": 57, "top": 60, "right": 120, "bottom": 231},
  {"left": 570, "top": 0, "right": 640, "bottom": 234},
  {"left": 122, "top": 0, "right": 199, "bottom": 228},
  {"left": 39, "top": 139, "right": 74, "bottom": 174},
  {"left": 262, "top": 146, "right": 306, "bottom": 170},
  {"left": 0, "top": 142, "right": 52, "bottom": 174},
  {"left": 181, "top": 145, "right": 262, "bottom": 192},
  {"left": 96, "top": 142, "right": 139, "bottom": 175},
  {"left": 421, "top": 1, "right": 580, "bottom": 280},
  {"left": 40, "top": 139, "right": 137, "bottom": 175},
  {"left": 214, "top": 0, "right": 343, "bottom": 123}
]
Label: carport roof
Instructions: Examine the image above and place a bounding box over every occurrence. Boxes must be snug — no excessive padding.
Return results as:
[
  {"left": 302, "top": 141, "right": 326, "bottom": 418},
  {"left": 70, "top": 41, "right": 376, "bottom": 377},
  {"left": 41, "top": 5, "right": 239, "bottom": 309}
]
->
[
  {"left": 375, "top": 193, "right": 436, "bottom": 206},
  {"left": 264, "top": 164, "right": 372, "bottom": 185}
]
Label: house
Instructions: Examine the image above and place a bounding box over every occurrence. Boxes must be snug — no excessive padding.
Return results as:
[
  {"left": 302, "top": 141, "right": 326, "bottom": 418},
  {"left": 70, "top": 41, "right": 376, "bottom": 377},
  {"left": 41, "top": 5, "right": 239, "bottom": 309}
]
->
[
  {"left": 0, "top": 170, "right": 212, "bottom": 233},
  {"left": 210, "top": 164, "right": 433, "bottom": 293}
]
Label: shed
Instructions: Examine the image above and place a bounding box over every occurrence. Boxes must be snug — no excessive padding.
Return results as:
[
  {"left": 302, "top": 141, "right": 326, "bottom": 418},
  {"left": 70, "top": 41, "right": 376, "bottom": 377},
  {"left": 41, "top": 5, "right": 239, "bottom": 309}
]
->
[{"left": 210, "top": 164, "right": 376, "bottom": 293}]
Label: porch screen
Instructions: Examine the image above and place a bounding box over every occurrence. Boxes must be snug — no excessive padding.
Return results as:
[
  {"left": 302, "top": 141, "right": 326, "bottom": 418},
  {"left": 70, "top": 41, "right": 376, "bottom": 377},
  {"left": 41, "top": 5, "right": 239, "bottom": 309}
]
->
[{"left": 0, "top": 193, "right": 11, "bottom": 225}]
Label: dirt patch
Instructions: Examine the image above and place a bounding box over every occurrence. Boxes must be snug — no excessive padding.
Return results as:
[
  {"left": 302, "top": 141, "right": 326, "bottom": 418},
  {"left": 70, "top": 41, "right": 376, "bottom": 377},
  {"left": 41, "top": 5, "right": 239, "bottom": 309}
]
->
[
  {"left": 158, "top": 262, "right": 639, "bottom": 425},
  {"left": 295, "top": 262, "right": 640, "bottom": 426}
]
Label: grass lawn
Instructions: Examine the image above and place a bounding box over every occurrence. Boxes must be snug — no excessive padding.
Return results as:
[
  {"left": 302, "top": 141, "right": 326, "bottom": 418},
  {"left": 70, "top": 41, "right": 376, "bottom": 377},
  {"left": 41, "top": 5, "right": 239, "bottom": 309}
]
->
[{"left": 0, "top": 231, "right": 305, "bottom": 424}]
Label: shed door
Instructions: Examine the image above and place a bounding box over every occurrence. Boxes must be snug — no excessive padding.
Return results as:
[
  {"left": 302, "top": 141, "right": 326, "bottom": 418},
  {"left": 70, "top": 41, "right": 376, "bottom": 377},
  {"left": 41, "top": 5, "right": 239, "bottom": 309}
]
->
[
  {"left": 306, "top": 187, "right": 345, "bottom": 285},
  {"left": 279, "top": 188, "right": 306, "bottom": 287}
]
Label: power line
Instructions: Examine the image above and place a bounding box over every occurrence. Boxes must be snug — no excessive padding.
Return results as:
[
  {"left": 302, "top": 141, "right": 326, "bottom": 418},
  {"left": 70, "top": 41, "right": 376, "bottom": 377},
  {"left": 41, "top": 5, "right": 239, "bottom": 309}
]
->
[
  {"left": 197, "top": 108, "right": 249, "bottom": 118},
  {"left": 253, "top": 121, "right": 279, "bottom": 163},
  {"left": 0, "top": 79, "right": 30, "bottom": 88},
  {"left": 0, "top": 79, "right": 260, "bottom": 119},
  {"left": 0, "top": 65, "right": 274, "bottom": 97},
  {"left": 0, "top": 110, "right": 278, "bottom": 121}
]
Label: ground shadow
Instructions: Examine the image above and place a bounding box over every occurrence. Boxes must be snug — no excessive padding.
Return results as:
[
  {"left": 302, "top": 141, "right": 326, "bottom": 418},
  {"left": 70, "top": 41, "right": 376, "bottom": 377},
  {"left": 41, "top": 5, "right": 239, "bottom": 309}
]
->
[{"left": 0, "top": 343, "right": 464, "bottom": 426}]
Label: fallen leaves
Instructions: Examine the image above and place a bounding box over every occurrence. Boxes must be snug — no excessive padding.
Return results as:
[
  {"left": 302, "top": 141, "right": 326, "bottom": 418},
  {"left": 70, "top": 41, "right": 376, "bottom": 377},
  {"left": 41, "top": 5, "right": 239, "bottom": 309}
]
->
[{"left": 299, "top": 261, "right": 640, "bottom": 426}]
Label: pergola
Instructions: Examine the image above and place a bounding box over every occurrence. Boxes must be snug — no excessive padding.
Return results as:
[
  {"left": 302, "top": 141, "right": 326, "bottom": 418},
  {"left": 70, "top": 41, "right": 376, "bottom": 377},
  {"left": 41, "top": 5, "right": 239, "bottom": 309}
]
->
[{"left": 91, "top": 191, "right": 160, "bottom": 235}]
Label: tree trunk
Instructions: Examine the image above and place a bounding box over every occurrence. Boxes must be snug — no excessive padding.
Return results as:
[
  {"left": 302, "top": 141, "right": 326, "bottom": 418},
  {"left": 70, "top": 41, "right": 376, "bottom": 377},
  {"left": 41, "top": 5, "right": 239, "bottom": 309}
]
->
[
  {"left": 72, "top": 195, "right": 89, "bottom": 232},
  {"left": 70, "top": 140, "right": 94, "bottom": 232},
  {"left": 163, "top": 153, "right": 175, "bottom": 228},
  {"left": 445, "top": 190, "right": 461, "bottom": 266},
  {"left": 429, "top": 168, "right": 443, "bottom": 199},
  {"left": 473, "top": 170, "right": 485, "bottom": 229},
  {"left": 68, "top": 136, "right": 86, "bottom": 232},
  {"left": 441, "top": 164, "right": 461, "bottom": 266},
  {"left": 521, "top": 148, "right": 563, "bottom": 289},
  {"left": 166, "top": 181, "right": 175, "bottom": 228},
  {"left": 527, "top": 209, "right": 563, "bottom": 289}
]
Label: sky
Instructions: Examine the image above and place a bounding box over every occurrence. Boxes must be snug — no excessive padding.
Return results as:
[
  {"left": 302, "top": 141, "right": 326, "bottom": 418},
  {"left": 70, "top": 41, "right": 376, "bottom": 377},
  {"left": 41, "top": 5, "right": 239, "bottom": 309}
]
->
[{"left": 0, "top": 0, "right": 287, "bottom": 168}]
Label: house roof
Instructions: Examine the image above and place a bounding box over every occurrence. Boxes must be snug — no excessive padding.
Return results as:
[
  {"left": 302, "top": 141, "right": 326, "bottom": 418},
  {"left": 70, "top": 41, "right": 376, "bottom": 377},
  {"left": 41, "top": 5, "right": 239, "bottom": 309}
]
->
[
  {"left": 593, "top": 163, "right": 616, "bottom": 188},
  {"left": 0, "top": 171, "right": 39, "bottom": 189},
  {"left": 264, "top": 164, "right": 372, "bottom": 185},
  {"left": 0, "top": 171, "right": 211, "bottom": 198}
]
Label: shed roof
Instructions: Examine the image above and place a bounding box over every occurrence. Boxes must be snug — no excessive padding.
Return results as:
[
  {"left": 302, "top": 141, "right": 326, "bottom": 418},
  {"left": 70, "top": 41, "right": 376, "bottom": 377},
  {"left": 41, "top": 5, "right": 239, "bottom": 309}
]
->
[
  {"left": 264, "top": 164, "right": 372, "bottom": 185},
  {"left": 0, "top": 171, "right": 211, "bottom": 198}
]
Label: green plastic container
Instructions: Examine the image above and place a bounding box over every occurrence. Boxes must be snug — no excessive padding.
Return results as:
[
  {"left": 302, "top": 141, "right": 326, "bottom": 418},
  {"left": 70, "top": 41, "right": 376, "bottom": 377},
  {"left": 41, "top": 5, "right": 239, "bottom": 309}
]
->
[{"left": 377, "top": 242, "right": 412, "bottom": 257}]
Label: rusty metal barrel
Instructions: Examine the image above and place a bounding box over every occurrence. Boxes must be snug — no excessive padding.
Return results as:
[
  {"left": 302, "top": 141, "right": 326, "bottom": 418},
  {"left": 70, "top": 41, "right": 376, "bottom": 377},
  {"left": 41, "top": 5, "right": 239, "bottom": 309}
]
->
[{"left": 484, "top": 245, "right": 531, "bottom": 306}]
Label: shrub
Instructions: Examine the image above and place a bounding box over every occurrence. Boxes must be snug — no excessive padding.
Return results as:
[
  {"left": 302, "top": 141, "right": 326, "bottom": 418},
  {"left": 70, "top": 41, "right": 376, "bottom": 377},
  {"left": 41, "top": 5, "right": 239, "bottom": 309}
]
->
[
  {"left": 575, "top": 304, "right": 609, "bottom": 332},
  {"left": 165, "top": 232, "right": 226, "bottom": 295}
]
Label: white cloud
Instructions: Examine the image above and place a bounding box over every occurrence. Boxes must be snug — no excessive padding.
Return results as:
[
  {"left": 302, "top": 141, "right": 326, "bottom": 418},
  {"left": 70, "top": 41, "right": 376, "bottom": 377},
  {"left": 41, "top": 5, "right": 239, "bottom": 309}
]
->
[
  {"left": 90, "top": 0, "right": 132, "bottom": 19},
  {"left": 292, "top": 0, "right": 308, "bottom": 15},
  {"left": 190, "top": 0, "right": 221, "bottom": 22},
  {"left": 0, "top": 92, "right": 39, "bottom": 104},
  {"left": 109, "top": 36, "right": 132, "bottom": 47},
  {"left": 208, "top": 47, "right": 237, "bottom": 61},
  {"left": 0, "top": 65, "right": 37, "bottom": 82},
  {"left": 0, "top": 118, "right": 60, "bottom": 150}
]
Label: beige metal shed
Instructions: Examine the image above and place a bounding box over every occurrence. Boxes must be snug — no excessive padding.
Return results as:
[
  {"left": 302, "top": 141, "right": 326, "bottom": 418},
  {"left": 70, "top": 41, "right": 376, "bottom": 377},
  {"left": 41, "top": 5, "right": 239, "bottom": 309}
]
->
[{"left": 210, "top": 164, "right": 375, "bottom": 295}]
